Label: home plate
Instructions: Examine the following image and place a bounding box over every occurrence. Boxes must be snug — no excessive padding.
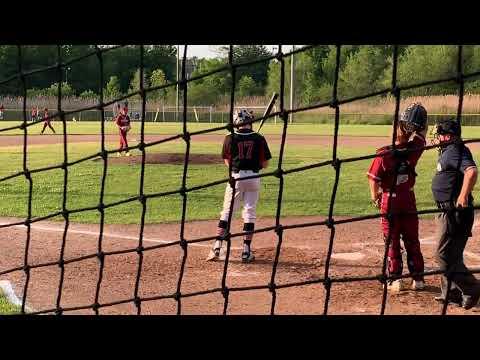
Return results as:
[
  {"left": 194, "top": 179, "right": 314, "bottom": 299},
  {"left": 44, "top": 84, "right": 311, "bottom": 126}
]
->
[
  {"left": 331, "top": 252, "right": 365, "bottom": 261},
  {"left": 229, "top": 270, "right": 260, "bottom": 277}
]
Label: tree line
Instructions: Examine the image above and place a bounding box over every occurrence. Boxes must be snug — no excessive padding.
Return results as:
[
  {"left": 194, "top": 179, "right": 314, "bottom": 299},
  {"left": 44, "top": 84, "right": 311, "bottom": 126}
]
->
[{"left": 1, "top": 45, "right": 480, "bottom": 107}]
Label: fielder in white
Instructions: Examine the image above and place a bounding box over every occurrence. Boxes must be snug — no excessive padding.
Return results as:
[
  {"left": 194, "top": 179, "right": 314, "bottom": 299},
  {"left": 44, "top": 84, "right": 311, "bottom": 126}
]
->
[{"left": 207, "top": 109, "right": 272, "bottom": 263}]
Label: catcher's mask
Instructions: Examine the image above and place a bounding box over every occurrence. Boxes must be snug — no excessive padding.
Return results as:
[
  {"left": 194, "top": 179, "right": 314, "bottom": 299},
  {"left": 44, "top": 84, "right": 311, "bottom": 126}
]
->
[
  {"left": 233, "top": 109, "right": 254, "bottom": 127},
  {"left": 399, "top": 102, "right": 427, "bottom": 133}
]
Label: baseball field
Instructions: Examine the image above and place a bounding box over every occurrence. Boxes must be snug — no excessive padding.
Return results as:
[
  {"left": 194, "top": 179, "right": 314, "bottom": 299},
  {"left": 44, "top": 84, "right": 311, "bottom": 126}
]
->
[{"left": 1, "top": 121, "right": 480, "bottom": 314}]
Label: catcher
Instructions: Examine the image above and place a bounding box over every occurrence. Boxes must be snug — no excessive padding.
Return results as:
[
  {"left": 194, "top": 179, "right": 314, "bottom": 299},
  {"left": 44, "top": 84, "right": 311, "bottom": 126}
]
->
[
  {"left": 114, "top": 105, "right": 131, "bottom": 157},
  {"left": 367, "top": 103, "right": 428, "bottom": 292},
  {"left": 207, "top": 109, "right": 272, "bottom": 263}
]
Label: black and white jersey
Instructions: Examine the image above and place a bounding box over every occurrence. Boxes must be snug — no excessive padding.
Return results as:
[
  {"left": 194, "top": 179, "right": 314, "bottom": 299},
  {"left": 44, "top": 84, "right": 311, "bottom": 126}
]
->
[{"left": 222, "top": 129, "right": 272, "bottom": 173}]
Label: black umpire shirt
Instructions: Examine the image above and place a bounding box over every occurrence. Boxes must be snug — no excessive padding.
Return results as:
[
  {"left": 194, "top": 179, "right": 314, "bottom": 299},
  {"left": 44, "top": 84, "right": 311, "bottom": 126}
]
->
[
  {"left": 222, "top": 129, "right": 272, "bottom": 173},
  {"left": 431, "top": 141, "right": 477, "bottom": 202}
]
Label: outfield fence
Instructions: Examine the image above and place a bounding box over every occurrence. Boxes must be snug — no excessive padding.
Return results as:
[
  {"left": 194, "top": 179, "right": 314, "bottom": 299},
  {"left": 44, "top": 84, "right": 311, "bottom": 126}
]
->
[{"left": 2, "top": 107, "right": 480, "bottom": 125}]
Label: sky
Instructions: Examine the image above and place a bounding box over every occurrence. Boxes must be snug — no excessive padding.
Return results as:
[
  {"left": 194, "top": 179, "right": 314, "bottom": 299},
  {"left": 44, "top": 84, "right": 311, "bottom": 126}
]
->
[{"left": 184, "top": 45, "right": 296, "bottom": 58}]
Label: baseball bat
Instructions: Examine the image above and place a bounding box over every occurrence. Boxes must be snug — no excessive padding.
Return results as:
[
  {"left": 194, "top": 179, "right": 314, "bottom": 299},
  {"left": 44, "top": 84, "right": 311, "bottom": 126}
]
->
[{"left": 257, "top": 92, "right": 279, "bottom": 133}]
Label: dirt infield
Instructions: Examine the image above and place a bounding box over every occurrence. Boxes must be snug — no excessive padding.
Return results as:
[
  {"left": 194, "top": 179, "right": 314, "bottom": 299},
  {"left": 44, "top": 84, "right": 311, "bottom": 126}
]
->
[
  {"left": 2, "top": 133, "right": 479, "bottom": 151},
  {"left": 1, "top": 215, "right": 480, "bottom": 315},
  {"left": 94, "top": 153, "right": 221, "bottom": 165},
  {"left": 1, "top": 133, "right": 480, "bottom": 314},
  {"left": 0, "top": 133, "right": 384, "bottom": 148},
  {"left": 2, "top": 133, "right": 477, "bottom": 150}
]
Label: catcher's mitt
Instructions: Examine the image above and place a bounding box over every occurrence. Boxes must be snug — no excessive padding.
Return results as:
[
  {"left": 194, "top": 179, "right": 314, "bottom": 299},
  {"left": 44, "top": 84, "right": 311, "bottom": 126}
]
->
[{"left": 399, "top": 102, "right": 427, "bottom": 133}]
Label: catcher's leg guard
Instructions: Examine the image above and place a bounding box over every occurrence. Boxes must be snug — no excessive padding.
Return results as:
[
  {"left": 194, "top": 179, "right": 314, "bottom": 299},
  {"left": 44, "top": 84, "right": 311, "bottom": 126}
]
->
[
  {"left": 402, "top": 215, "right": 425, "bottom": 281},
  {"left": 382, "top": 216, "right": 403, "bottom": 279}
]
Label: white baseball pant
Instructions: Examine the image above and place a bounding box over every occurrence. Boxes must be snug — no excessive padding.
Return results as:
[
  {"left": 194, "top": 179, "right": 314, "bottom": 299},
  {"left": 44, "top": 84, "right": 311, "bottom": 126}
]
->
[{"left": 219, "top": 170, "right": 260, "bottom": 224}]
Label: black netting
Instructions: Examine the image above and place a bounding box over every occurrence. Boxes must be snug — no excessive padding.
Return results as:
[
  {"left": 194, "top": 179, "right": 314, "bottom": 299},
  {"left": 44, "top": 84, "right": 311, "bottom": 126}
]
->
[{"left": 1, "top": 44, "right": 479, "bottom": 315}]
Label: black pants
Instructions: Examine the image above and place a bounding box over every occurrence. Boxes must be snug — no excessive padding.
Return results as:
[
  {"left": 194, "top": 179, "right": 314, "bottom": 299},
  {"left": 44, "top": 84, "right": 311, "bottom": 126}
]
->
[
  {"left": 41, "top": 122, "right": 55, "bottom": 134},
  {"left": 435, "top": 204, "right": 479, "bottom": 297}
]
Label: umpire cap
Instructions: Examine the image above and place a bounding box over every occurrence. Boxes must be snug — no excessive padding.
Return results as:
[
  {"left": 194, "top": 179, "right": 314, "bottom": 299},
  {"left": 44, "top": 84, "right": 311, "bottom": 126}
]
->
[{"left": 436, "top": 118, "right": 461, "bottom": 136}]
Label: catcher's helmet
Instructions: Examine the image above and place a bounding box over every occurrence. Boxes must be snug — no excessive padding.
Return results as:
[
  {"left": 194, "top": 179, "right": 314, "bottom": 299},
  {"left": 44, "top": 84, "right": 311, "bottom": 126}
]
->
[
  {"left": 399, "top": 102, "right": 427, "bottom": 132},
  {"left": 435, "top": 118, "right": 461, "bottom": 136},
  {"left": 233, "top": 109, "right": 254, "bottom": 127}
]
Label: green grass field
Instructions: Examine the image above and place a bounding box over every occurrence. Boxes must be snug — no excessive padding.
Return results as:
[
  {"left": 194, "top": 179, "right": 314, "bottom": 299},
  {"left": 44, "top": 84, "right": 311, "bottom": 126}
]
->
[
  {"left": 0, "top": 132, "right": 478, "bottom": 224},
  {"left": 0, "top": 295, "right": 20, "bottom": 314},
  {"left": 3, "top": 121, "right": 480, "bottom": 138}
]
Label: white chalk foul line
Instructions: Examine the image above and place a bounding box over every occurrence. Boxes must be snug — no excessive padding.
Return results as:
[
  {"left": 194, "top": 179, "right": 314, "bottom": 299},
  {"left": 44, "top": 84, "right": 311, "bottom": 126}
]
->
[
  {"left": 1, "top": 223, "right": 242, "bottom": 250},
  {"left": 0, "top": 280, "right": 33, "bottom": 313}
]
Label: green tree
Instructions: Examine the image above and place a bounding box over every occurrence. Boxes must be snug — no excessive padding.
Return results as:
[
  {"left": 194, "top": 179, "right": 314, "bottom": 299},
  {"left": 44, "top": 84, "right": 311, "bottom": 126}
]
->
[
  {"left": 339, "top": 46, "right": 389, "bottom": 97},
  {"left": 61, "top": 45, "right": 99, "bottom": 95},
  {"left": 79, "top": 89, "right": 97, "bottom": 99},
  {"left": 104, "top": 76, "right": 122, "bottom": 100},
  {"left": 380, "top": 45, "right": 458, "bottom": 96},
  {"left": 464, "top": 45, "right": 480, "bottom": 93},
  {"left": 266, "top": 49, "right": 325, "bottom": 107},
  {"left": 149, "top": 68, "right": 168, "bottom": 100},
  {"left": 44, "top": 82, "right": 75, "bottom": 97},
  {"left": 188, "top": 58, "right": 230, "bottom": 105},
  {"left": 129, "top": 69, "right": 150, "bottom": 91},
  {"left": 237, "top": 75, "right": 262, "bottom": 97}
]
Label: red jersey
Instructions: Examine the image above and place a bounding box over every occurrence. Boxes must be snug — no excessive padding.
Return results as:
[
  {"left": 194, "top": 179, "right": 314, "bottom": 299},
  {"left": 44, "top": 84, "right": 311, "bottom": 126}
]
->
[
  {"left": 367, "top": 133, "right": 426, "bottom": 194},
  {"left": 115, "top": 114, "right": 130, "bottom": 127}
]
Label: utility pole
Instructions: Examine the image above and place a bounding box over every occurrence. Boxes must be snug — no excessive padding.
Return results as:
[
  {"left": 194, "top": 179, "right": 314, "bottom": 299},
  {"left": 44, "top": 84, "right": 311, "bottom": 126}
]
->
[
  {"left": 176, "top": 45, "right": 180, "bottom": 122},
  {"left": 290, "top": 45, "right": 295, "bottom": 124},
  {"left": 65, "top": 67, "right": 71, "bottom": 84}
]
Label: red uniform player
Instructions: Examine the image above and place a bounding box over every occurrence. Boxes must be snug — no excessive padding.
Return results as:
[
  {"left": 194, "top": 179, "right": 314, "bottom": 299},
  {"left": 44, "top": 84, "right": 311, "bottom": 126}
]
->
[
  {"left": 31, "top": 106, "right": 38, "bottom": 122},
  {"left": 40, "top": 108, "right": 56, "bottom": 134},
  {"left": 367, "top": 103, "right": 428, "bottom": 293},
  {"left": 0, "top": 104, "right": 4, "bottom": 120},
  {"left": 115, "top": 105, "right": 131, "bottom": 157}
]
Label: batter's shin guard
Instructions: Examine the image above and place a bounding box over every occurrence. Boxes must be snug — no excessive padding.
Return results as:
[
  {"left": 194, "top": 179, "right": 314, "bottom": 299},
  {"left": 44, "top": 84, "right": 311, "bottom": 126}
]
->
[
  {"left": 216, "top": 220, "right": 228, "bottom": 240},
  {"left": 243, "top": 223, "right": 254, "bottom": 246}
]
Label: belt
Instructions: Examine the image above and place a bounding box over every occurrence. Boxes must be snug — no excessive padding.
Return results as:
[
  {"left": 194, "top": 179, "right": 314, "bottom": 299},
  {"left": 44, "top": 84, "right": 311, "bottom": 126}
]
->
[
  {"left": 436, "top": 201, "right": 455, "bottom": 210},
  {"left": 233, "top": 170, "right": 258, "bottom": 174},
  {"left": 436, "top": 200, "right": 474, "bottom": 210},
  {"left": 382, "top": 189, "right": 414, "bottom": 198}
]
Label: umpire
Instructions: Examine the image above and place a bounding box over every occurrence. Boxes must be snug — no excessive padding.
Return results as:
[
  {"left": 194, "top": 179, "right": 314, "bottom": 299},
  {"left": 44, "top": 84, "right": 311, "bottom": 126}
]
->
[{"left": 432, "top": 118, "right": 480, "bottom": 310}]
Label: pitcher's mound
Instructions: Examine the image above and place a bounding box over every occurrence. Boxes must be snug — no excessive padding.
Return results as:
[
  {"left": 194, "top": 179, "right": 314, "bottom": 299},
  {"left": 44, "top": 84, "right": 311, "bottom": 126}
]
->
[{"left": 96, "top": 153, "right": 222, "bottom": 165}]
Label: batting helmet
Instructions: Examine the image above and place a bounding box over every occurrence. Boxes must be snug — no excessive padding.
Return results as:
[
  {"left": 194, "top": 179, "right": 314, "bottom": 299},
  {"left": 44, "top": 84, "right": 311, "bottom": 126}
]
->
[
  {"left": 233, "top": 109, "right": 254, "bottom": 127},
  {"left": 399, "top": 102, "right": 427, "bottom": 133}
]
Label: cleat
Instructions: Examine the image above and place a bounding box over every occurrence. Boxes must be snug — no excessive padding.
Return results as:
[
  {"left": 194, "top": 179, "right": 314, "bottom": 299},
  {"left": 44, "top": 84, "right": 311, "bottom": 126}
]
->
[
  {"left": 206, "top": 249, "right": 218, "bottom": 261},
  {"left": 385, "top": 279, "right": 405, "bottom": 293},
  {"left": 241, "top": 250, "right": 255, "bottom": 263},
  {"left": 125, "top": 152, "right": 131, "bottom": 157},
  {"left": 411, "top": 280, "right": 425, "bottom": 291},
  {"left": 206, "top": 240, "right": 223, "bottom": 261},
  {"left": 462, "top": 292, "right": 480, "bottom": 310},
  {"left": 434, "top": 289, "right": 463, "bottom": 307},
  {"left": 218, "top": 246, "right": 226, "bottom": 261}
]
